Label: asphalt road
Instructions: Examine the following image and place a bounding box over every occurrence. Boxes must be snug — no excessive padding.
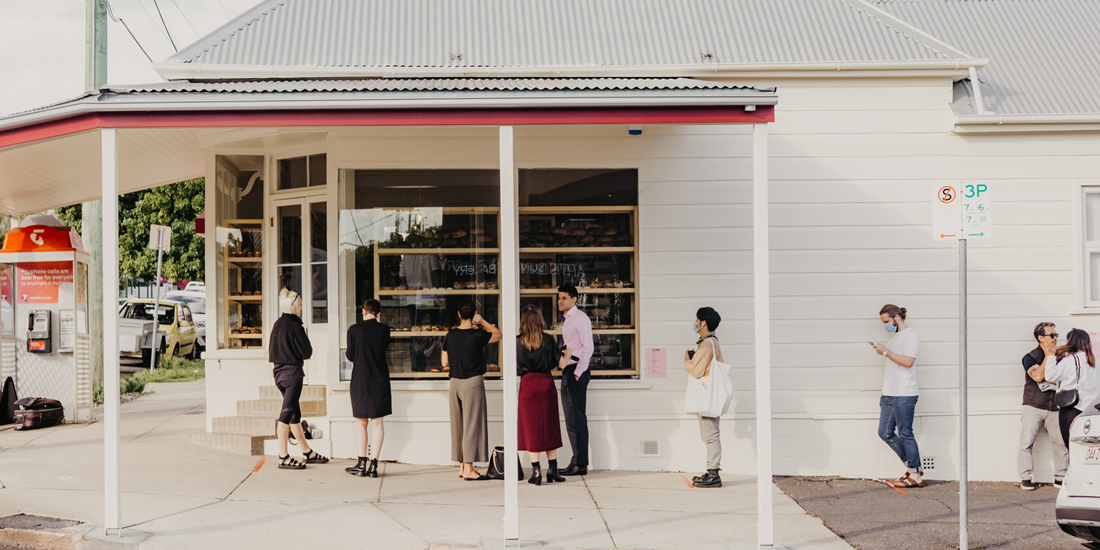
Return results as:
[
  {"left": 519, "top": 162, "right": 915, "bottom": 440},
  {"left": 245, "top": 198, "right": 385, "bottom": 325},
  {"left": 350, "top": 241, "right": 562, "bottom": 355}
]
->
[{"left": 775, "top": 477, "right": 1091, "bottom": 550}]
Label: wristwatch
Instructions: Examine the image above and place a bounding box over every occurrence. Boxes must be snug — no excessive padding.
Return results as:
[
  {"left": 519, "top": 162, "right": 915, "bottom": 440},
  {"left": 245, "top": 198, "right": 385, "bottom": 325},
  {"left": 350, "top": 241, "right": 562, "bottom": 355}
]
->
[{"left": 881, "top": 349, "right": 889, "bottom": 356}]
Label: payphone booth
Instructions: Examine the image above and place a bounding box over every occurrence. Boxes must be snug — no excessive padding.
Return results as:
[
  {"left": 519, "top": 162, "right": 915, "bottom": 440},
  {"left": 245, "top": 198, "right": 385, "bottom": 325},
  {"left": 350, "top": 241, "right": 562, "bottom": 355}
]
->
[{"left": 0, "top": 216, "right": 92, "bottom": 423}]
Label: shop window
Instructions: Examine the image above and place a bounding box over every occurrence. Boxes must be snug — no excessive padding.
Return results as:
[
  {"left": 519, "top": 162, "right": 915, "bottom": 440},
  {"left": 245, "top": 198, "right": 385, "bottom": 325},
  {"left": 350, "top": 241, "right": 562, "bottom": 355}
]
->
[
  {"left": 340, "top": 170, "right": 500, "bottom": 379},
  {"left": 278, "top": 154, "right": 327, "bottom": 190},
  {"left": 215, "top": 155, "right": 265, "bottom": 349},
  {"left": 517, "top": 169, "right": 639, "bottom": 379},
  {"left": 1085, "top": 188, "right": 1100, "bottom": 307}
]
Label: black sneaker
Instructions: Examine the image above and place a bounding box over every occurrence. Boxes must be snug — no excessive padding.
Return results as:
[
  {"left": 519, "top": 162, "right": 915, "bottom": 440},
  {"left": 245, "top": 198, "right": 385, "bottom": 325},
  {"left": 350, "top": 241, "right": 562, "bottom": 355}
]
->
[
  {"left": 693, "top": 469, "right": 722, "bottom": 488},
  {"left": 1055, "top": 478, "right": 1063, "bottom": 487},
  {"left": 1020, "top": 480, "right": 1036, "bottom": 491}
]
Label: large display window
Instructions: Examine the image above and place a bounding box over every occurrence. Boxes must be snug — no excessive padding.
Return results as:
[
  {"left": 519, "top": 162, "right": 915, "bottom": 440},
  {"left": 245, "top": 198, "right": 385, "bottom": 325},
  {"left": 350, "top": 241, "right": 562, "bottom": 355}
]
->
[
  {"left": 339, "top": 168, "right": 638, "bottom": 380},
  {"left": 214, "top": 155, "right": 266, "bottom": 349}
]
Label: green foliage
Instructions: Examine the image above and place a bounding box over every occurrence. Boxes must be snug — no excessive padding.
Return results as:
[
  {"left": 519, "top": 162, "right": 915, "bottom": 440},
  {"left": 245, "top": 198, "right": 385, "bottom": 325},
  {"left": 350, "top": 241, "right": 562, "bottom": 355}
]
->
[
  {"left": 92, "top": 376, "right": 148, "bottom": 405},
  {"left": 47, "top": 178, "right": 205, "bottom": 284},
  {"left": 141, "top": 356, "right": 205, "bottom": 383}
]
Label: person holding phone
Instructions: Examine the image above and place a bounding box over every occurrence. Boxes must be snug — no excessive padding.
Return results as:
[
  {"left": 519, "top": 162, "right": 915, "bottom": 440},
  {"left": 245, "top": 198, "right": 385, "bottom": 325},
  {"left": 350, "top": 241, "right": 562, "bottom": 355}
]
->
[
  {"left": 442, "top": 300, "right": 502, "bottom": 480},
  {"left": 871, "top": 304, "right": 922, "bottom": 488},
  {"left": 557, "top": 285, "right": 593, "bottom": 476}
]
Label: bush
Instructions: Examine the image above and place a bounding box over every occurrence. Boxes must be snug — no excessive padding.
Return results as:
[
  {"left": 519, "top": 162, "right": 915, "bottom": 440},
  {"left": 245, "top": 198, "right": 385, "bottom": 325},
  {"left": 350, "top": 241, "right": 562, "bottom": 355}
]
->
[
  {"left": 92, "top": 376, "right": 147, "bottom": 405},
  {"left": 91, "top": 356, "right": 204, "bottom": 405}
]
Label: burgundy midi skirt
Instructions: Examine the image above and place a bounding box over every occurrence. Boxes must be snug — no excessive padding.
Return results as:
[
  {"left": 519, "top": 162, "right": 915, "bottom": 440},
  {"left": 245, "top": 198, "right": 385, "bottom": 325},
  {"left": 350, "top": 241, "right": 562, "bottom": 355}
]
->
[{"left": 518, "top": 372, "right": 563, "bottom": 453}]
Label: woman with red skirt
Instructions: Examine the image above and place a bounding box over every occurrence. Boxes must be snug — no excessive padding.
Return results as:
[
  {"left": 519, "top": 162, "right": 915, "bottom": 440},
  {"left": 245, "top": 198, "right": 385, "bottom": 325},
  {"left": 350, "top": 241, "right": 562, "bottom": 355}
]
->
[{"left": 517, "top": 305, "right": 569, "bottom": 485}]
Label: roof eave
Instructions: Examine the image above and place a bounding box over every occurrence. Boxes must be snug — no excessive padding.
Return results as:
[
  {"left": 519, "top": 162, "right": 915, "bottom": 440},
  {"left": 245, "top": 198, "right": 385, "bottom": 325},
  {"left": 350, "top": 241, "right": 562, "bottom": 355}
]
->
[
  {"left": 954, "top": 114, "right": 1100, "bottom": 134},
  {"left": 152, "top": 60, "right": 989, "bottom": 82}
]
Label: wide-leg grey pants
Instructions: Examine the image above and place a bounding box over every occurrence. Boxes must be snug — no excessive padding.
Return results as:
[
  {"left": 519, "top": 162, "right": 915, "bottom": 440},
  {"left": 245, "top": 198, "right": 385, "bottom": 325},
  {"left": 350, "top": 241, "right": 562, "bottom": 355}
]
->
[
  {"left": 699, "top": 416, "right": 721, "bottom": 470},
  {"left": 1019, "top": 404, "right": 1068, "bottom": 481},
  {"left": 449, "top": 375, "right": 488, "bottom": 463}
]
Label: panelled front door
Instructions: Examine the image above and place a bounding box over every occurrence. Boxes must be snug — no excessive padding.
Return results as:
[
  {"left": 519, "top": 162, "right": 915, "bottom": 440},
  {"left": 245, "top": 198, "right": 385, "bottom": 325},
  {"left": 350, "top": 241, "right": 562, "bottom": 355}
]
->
[{"left": 272, "top": 194, "right": 329, "bottom": 385}]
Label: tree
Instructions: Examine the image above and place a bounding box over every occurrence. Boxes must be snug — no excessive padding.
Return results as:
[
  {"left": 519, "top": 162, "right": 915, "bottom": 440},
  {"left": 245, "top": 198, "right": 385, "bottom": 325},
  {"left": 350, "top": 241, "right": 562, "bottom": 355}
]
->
[{"left": 53, "top": 178, "right": 205, "bottom": 283}]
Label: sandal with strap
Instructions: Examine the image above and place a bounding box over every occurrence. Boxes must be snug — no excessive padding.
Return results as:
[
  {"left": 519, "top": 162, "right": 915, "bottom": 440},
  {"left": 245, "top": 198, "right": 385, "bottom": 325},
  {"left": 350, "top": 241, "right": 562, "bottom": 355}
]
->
[
  {"left": 303, "top": 449, "right": 329, "bottom": 464},
  {"left": 279, "top": 455, "right": 306, "bottom": 470},
  {"left": 893, "top": 473, "right": 924, "bottom": 488}
]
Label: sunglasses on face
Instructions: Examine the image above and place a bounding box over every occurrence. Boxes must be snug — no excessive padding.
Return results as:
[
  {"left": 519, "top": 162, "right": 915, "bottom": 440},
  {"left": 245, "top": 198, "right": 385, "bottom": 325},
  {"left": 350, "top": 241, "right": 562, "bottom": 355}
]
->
[{"left": 1043, "top": 333, "right": 1059, "bottom": 339}]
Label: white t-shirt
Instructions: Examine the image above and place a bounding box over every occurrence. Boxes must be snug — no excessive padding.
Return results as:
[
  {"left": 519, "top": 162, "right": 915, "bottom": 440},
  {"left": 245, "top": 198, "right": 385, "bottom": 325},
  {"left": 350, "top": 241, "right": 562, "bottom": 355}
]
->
[{"left": 882, "top": 327, "right": 920, "bottom": 397}]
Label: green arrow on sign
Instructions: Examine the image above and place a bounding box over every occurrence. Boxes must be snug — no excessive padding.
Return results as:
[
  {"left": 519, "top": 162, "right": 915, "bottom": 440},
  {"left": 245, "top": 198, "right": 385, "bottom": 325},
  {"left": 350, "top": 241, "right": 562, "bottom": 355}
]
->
[{"left": 969, "top": 233, "right": 985, "bottom": 237}]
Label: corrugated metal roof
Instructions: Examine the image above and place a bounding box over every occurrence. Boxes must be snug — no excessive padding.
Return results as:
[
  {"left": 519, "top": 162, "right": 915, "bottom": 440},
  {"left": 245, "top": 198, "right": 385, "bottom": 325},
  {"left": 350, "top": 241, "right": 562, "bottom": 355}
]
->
[
  {"left": 876, "top": 0, "right": 1100, "bottom": 115},
  {"left": 164, "top": 0, "right": 966, "bottom": 68},
  {"left": 105, "top": 78, "right": 761, "bottom": 94}
]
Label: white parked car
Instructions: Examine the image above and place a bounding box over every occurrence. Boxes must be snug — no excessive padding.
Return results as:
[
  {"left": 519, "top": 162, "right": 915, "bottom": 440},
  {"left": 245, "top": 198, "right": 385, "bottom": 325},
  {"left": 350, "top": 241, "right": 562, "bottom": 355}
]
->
[
  {"left": 1056, "top": 396, "right": 1100, "bottom": 544},
  {"left": 163, "top": 290, "right": 207, "bottom": 352}
]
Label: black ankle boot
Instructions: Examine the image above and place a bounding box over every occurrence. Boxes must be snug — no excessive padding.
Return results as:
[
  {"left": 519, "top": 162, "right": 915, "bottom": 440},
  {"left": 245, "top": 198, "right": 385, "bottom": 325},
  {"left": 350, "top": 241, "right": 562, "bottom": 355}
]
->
[
  {"left": 528, "top": 462, "right": 542, "bottom": 486},
  {"left": 346, "top": 457, "right": 368, "bottom": 477},
  {"left": 693, "top": 469, "right": 722, "bottom": 488},
  {"left": 546, "top": 459, "right": 565, "bottom": 483},
  {"left": 365, "top": 459, "right": 379, "bottom": 478}
]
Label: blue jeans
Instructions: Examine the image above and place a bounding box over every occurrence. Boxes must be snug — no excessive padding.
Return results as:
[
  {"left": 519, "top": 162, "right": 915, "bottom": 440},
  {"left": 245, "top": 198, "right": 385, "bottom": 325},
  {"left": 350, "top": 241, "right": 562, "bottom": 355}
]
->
[{"left": 879, "top": 395, "right": 921, "bottom": 471}]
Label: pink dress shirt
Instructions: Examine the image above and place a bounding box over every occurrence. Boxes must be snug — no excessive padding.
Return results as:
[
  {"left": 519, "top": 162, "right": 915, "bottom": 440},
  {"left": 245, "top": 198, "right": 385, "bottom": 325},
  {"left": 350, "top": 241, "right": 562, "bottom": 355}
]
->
[{"left": 561, "top": 306, "right": 594, "bottom": 377}]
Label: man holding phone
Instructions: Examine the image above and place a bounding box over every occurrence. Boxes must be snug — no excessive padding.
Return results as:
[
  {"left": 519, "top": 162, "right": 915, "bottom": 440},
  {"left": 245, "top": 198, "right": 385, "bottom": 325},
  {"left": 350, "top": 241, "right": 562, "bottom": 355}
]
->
[
  {"left": 1019, "top": 322, "right": 1068, "bottom": 490},
  {"left": 558, "top": 285, "right": 593, "bottom": 476}
]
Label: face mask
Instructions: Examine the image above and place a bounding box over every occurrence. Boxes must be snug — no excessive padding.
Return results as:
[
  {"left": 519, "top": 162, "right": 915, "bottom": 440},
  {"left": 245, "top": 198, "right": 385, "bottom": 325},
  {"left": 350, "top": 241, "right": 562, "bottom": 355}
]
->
[
  {"left": 884, "top": 321, "right": 897, "bottom": 333},
  {"left": 693, "top": 321, "right": 701, "bottom": 334}
]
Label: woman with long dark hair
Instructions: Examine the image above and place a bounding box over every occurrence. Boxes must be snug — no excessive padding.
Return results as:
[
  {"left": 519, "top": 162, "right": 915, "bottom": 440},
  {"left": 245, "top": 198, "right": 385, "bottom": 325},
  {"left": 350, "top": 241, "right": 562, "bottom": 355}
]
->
[
  {"left": 442, "top": 300, "right": 502, "bottom": 480},
  {"left": 516, "top": 305, "right": 569, "bottom": 485},
  {"left": 1039, "top": 328, "right": 1098, "bottom": 447}
]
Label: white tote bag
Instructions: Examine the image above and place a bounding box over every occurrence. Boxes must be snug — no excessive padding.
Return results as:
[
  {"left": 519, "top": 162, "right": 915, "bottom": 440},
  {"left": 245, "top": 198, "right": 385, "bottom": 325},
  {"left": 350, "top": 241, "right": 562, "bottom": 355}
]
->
[{"left": 684, "top": 337, "right": 734, "bottom": 418}]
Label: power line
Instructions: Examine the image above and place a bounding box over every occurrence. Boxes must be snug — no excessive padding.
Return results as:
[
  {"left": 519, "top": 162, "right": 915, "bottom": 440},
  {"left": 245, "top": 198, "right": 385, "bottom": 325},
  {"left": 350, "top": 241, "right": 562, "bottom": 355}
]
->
[
  {"left": 167, "top": 0, "right": 199, "bottom": 37},
  {"left": 104, "top": 0, "right": 154, "bottom": 63},
  {"left": 216, "top": 0, "right": 230, "bottom": 19},
  {"left": 150, "top": 0, "right": 177, "bottom": 52}
]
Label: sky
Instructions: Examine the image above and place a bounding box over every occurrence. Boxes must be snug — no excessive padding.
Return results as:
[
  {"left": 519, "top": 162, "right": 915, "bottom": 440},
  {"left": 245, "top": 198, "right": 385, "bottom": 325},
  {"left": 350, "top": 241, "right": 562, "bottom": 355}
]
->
[{"left": 0, "top": 0, "right": 263, "bottom": 117}]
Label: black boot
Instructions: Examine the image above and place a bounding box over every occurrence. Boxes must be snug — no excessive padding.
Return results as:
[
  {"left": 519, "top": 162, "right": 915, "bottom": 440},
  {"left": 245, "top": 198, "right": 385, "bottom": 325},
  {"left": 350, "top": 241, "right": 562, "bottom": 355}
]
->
[
  {"left": 693, "top": 469, "right": 722, "bottom": 488},
  {"left": 346, "top": 457, "right": 368, "bottom": 477},
  {"left": 546, "top": 459, "right": 566, "bottom": 483},
  {"left": 365, "top": 459, "right": 379, "bottom": 478},
  {"left": 528, "top": 462, "right": 542, "bottom": 486}
]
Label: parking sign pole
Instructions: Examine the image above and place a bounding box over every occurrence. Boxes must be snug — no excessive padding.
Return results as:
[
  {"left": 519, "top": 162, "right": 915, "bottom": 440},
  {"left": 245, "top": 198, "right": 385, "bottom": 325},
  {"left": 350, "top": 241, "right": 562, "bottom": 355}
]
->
[
  {"left": 149, "top": 228, "right": 164, "bottom": 371},
  {"left": 959, "top": 237, "right": 968, "bottom": 549}
]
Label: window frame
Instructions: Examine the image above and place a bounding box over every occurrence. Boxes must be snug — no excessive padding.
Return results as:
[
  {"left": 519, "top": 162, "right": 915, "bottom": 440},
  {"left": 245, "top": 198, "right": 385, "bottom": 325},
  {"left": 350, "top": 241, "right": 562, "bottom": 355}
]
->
[{"left": 1081, "top": 182, "right": 1100, "bottom": 308}]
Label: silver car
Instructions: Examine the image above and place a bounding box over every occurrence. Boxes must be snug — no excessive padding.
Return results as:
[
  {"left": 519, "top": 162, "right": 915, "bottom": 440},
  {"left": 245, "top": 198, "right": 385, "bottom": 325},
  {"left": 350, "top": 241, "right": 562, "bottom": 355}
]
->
[
  {"left": 1056, "top": 395, "right": 1100, "bottom": 543},
  {"left": 162, "top": 290, "right": 206, "bottom": 352}
]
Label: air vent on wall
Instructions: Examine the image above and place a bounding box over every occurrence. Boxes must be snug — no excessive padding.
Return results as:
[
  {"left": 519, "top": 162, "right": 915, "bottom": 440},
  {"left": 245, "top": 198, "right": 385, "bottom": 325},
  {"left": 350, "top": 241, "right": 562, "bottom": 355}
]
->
[
  {"left": 922, "top": 456, "right": 936, "bottom": 471},
  {"left": 639, "top": 439, "right": 661, "bottom": 457}
]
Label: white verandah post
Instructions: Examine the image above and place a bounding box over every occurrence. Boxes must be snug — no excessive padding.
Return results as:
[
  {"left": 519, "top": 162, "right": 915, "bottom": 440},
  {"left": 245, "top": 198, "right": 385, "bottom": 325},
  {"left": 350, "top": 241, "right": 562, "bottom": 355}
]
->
[
  {"left": 753, "top": 122, "right": 773, "bottom": 549},
  {"left": 102, "top": 127, "right": 121, "bottom": 534},
  {"left": 499, "top": 125, "right": 520, "bottom": 541}
]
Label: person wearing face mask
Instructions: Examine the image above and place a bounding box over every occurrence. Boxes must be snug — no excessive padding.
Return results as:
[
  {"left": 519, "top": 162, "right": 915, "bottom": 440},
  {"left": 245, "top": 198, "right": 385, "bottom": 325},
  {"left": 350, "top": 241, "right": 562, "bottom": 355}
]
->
[
  {"left": 684, "top": 307, "right": 724, "bottom": 488},
  {"left": 871, "top": 304, "right": 923, "bottom": 488}
]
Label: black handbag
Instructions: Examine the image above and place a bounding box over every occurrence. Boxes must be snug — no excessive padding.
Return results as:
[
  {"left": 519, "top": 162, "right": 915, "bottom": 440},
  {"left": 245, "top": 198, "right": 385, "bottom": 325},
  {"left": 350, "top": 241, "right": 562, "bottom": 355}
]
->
[
  {"left": 1056, "top": 355, "right": 1082, "bottom": 409},
  {"left": 485, "top": 446, "right": 525, "bottom": 480}
]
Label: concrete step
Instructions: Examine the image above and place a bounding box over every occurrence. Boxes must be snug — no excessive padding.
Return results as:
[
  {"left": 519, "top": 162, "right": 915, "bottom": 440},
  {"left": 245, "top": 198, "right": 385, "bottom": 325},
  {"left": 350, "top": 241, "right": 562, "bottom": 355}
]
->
[
  {"left": 211, "top": 415, "right": 277, "bottom": 435},
  {"left": 263, "top": 437, "right": 332, "bottom": 458},
  {"left": 236, "top": 397, "right": 327, "bottom": 417},
  {"left": 189, "top": 432, "right": 273, "bottom": 456},
  {"left": 259, "top": 385, "right": 326, "bottom": 399}
]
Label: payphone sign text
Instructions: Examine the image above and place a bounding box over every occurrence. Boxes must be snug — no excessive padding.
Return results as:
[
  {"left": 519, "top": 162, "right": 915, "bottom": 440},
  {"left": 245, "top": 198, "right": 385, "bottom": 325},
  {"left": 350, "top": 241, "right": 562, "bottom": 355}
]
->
[{"left": 17, "top": 261, "right": 74, "bottom": 304}]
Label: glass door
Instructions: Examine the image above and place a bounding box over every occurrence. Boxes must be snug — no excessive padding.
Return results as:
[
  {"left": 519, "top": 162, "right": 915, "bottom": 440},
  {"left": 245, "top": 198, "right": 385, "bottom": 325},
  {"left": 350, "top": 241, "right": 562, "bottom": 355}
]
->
[{"left": 272, "top": 194, "right": 329, "bottom": 384}]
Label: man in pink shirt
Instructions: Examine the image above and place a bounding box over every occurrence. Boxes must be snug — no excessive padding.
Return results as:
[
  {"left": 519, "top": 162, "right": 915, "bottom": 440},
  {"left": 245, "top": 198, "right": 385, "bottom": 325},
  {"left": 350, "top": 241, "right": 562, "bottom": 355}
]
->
[{"left": 557, "top": 285, "right": 593, "bottom": 476}]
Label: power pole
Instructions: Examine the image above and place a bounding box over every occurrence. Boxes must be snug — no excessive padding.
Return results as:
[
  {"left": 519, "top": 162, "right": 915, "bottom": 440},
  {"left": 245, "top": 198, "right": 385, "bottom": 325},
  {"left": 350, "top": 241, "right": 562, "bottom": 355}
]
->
[{"left": 85, "top": 0, "right": 106, "bottom": 389}]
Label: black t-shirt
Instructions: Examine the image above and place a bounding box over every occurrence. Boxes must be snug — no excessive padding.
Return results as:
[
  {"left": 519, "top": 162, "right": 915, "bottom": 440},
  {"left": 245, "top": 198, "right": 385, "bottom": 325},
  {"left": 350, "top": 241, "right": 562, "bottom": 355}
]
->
[
  {"left": 443, "top": 328, "right": 493, "bottom": 379},
  {"left": 1023, "top": 347, "right": 1058, "bottom": 411},
  {"left": 516, "top": 333, "right": 559, "bottom": 377}
]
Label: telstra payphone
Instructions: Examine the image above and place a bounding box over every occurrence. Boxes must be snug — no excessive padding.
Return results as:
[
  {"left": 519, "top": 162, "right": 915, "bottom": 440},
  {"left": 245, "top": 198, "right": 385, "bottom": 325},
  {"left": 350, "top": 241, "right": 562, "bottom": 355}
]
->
[{"left": 0, "top": 215, "right": 91, "bottom": 422}]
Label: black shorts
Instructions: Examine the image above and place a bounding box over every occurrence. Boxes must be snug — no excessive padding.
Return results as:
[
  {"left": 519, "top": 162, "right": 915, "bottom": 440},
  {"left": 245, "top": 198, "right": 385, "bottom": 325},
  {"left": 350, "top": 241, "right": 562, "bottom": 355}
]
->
[{"left": 275, "top": 375, "right": 304, "bottom": 425}]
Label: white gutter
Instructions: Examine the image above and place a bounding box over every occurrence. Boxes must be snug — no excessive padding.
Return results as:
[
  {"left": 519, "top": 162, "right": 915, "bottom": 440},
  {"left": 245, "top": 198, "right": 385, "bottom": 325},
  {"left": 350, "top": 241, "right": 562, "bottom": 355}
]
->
[
  {"left": 954, "top": 113, "right": 1100, "bottom": 134},
  {"left": 968, "top": 67, "right": 986, "bottom": 115},
  {"left": 0, "top": 89, "right": 777, "bottom": 134},
  {"left": 151, "top": 59, "right": 988, "bottom": 81}
]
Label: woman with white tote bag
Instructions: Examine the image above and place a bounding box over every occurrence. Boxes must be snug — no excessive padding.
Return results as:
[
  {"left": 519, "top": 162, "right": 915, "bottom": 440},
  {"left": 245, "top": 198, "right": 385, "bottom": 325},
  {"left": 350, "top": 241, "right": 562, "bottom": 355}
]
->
[{"left": 684, "top": 307, "right": 733, "bottom": 488}]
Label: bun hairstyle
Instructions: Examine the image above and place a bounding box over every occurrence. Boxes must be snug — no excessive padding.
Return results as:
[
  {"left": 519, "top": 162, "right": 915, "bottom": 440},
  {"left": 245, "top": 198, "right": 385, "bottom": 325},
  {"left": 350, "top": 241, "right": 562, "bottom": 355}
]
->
[
  {"left": 879, "top": 304, "right": 907, "bottom": 320},
  {"left": 457, "top": 300, "right": 477, "bottom": 321},
  {"left": 279, "top": 288, "right": 301, "bottom": 314}
]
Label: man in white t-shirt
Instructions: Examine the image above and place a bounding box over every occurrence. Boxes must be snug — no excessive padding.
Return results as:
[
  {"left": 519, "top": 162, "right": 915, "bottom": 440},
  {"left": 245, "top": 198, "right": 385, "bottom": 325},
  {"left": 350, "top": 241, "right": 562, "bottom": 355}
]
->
[{"left": 871, "top": 304, "right": 923, "bottom": 488}]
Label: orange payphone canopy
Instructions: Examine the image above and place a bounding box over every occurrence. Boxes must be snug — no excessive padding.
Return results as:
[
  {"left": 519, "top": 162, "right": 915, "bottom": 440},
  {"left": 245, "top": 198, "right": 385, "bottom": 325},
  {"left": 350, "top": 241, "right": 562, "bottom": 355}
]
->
[{"left": 2, "top": 225, "right": 85, "bottom": 253}]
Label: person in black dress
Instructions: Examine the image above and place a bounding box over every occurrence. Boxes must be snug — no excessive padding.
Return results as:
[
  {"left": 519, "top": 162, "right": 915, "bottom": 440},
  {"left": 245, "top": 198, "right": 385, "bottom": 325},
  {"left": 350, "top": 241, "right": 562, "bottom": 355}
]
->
[
  {"left": 345, "top": 299, "right": 391, "bottom": 478},
  {"left": 269, "top": 288, "right": 328, "bottom": 470},
  {"left": 442, "top": 300, "right": 502, "bottom": 480},
  {"left": 517, "top": 305, "right": 570, "bottom": 485}
]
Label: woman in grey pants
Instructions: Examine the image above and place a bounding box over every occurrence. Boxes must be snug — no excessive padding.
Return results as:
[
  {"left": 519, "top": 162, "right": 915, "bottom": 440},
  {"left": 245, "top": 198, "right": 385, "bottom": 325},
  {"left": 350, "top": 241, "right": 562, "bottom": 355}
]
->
[
  {"left": 442, "top": 300, "right": 502, "bottom": 480},
  {"left": 684, "top": 307, "right": 724, "bottom": 488}
]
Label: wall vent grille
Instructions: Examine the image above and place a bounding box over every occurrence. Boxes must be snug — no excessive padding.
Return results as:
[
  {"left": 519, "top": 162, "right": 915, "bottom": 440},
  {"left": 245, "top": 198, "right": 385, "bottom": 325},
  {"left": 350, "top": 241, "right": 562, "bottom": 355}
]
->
[
  {"left": 922, "top": 456, "right": 936, "bottom": 471},
  {"left": 639, "top": 439, "right": 660, "bottom": 457}
]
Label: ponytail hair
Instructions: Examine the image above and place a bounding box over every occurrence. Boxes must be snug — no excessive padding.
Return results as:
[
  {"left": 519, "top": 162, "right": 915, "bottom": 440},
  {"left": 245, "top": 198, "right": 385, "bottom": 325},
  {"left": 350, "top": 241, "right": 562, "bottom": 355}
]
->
[{"left": 880, "top": 304, "right": 907, "bottom": 320}]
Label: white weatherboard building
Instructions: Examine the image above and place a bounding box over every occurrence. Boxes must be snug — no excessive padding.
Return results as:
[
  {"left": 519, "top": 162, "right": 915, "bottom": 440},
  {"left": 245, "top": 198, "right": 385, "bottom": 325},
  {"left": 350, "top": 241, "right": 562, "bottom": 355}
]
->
[{"left": 2, "top": 0, "right": 1100, "bottom": 489}]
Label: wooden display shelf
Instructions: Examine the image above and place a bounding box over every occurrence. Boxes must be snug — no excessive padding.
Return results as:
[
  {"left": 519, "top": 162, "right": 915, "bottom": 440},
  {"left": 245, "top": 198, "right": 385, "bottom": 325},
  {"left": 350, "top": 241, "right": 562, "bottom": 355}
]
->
[
  {"left": 390, "top": 331, "right": 452, "bottom": 337},
  {"left": 551, "top": 368, "right": 640, "bottom": 377},
  {"left": 520, "top": 287, "right": 635, "bottom": 295},
  {"left": 378, "top": 288, "right": 499, "bottom": 295},
  {"left": 227, "top": 257, "right": 262, "bottom": 262},
  {"left": 228, "top": 295, "right": 263, "bottom": 301},
  {"left": 545, "top": 328, "right": 637, "bottom": 335},
  {"left": 229, "top": 333, "right": 263, "bottom": 339},
  {"left": 376, "top": 247, "right": 500, "bottom": 255},
  {"left": 519, "top": 246, "right": 634, "bottom": 254}
]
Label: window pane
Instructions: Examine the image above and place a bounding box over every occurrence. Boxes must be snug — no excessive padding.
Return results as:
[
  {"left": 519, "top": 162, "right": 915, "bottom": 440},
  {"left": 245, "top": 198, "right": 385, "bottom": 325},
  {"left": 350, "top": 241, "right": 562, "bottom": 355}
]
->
[
  {"left": 309, "top": 154, "right": 327, "bottom": 186},
  {"left": 1088, "top": 193, "right": 1100, "bottom": 242},
  {"left": 279, "top": 266, "right": 302, "bottom": 301},
  {"left": 1092, "top": 253, "right": 1100, "bottom": 301},
  {"left": 278, "top": 204, "right": 302, "bottom": 264},
  {"left": 311, "top": 264, "right": 328, "bottom": 323},
  {"left": 310, "top": 202, "right": 327, "bottom": 262},
  {"left": 279, "top": 156, "right": 308, "bottom": 190},
  {"left": 519, "top": 169, "right": 638, "bottom": 207}
]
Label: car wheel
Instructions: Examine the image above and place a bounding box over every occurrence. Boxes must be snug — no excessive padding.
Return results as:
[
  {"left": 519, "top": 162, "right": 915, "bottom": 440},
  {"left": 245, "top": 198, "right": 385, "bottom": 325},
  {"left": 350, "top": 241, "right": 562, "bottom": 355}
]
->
[
  {"left": 172, "top": 344, "right": 179, "bottom": 357},
  {"left": 188, "top": 343, "right": 200, "bottom": 360}
]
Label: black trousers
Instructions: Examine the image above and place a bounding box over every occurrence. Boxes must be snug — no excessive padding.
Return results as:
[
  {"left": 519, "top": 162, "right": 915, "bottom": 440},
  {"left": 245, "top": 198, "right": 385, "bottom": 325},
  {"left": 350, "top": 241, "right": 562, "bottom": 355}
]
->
[
  {"left": 276, "top": 376, "right": 304, "bottom": 425},
  {"left": 561, "top": 365, "right": 591, "bottom": 467},
  {"left": 1060, "top": 406, "right": 1082, "bottom": 448}
]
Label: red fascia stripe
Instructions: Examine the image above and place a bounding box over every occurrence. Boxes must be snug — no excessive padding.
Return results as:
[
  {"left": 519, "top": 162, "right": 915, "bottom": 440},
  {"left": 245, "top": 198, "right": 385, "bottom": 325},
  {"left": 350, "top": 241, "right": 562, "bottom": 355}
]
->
[{"left": 0, "top": 105, "right": 774, "bottom": 149}]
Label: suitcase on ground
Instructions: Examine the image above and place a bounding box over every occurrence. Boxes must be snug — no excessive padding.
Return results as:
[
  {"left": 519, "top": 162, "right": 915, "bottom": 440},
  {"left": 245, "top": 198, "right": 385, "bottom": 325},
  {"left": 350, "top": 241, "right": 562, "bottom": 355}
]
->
[
  {"left": 13, "top": 397, "right": 64, "bottom": 430},
  {"left": 0, "top": 377, "right": 15, "bottom": 425}
]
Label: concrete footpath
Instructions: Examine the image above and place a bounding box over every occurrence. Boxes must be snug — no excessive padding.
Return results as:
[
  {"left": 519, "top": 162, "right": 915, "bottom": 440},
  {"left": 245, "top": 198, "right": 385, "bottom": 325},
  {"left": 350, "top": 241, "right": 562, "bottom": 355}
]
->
[
  {"left": 777, "top": 476, "right": 1080, "bottom": 550},
  {"left": 0, "top": 380, "right": 851, "bottom": 550}
]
